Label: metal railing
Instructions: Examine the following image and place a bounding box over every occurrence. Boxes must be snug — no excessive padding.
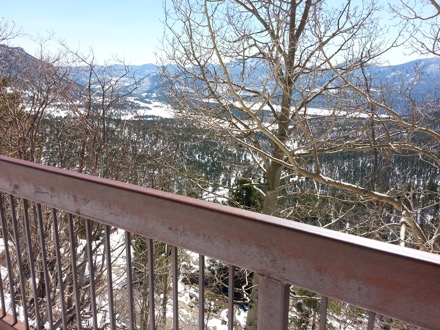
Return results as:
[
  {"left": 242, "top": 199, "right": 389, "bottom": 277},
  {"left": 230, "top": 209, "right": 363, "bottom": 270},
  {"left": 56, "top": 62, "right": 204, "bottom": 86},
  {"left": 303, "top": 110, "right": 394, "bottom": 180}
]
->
[{"left": 0, "top": 155, "right": 439, "bottom": 329}]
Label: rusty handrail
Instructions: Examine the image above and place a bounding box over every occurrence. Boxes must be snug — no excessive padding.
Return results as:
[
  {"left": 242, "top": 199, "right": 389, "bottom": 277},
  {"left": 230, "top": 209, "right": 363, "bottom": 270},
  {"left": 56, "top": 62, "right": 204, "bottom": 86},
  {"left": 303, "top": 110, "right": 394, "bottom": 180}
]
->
[{"left": 0, "top": 155, "right": 439, "bottom": 329}]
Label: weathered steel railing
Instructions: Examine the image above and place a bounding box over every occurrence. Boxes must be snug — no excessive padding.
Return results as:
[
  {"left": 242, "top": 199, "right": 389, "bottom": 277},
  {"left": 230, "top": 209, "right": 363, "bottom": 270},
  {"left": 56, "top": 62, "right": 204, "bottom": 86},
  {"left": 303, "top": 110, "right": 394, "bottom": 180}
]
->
[{"left": 0, "top": 155, "right": 439, "bottom": 329}]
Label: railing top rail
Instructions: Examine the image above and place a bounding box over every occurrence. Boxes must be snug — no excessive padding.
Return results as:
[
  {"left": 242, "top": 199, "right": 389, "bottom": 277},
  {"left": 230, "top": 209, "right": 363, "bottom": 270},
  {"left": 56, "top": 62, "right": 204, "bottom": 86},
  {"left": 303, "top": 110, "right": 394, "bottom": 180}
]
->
[
  {"left": 1, "top": 155, "right": 439, "bottom": 328},
  {"left": 0, "top": 156, "right": 437, "bottom": 265}
]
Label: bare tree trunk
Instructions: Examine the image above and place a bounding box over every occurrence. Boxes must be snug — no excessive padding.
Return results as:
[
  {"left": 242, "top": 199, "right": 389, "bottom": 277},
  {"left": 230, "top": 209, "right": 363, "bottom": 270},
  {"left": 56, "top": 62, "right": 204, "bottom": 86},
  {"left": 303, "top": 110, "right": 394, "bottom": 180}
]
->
[{"left": 245, "top": 160, "right": 283, "bottom": 329}]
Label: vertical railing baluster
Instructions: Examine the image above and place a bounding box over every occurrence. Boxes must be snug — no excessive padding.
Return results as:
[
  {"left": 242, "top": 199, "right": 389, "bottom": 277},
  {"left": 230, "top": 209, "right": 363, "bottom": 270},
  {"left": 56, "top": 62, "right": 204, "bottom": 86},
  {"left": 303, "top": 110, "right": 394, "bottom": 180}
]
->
[
  {"left": 9, "top": 195, "right": 29, "bottom": 328},
  {"left": 68, "top": 213, "right": 82, "bottom": 330},
  {"left": 367, "top": 311, "right": 376, "bottom": 330},
  {"left": 22, "top": 199, "right": 41, "bottom": 328},
  {"left": 0, "top": 264, "right": 5, "bottom": 318},
  {"left": 52, "top": 209, "right": 67, "bottom": 329},
  {"left": 0, "top": 194, "right": 12, "bottom": 320},
  {"left": 228, "top": 264, "right": 234, "bottom": 330},
  {"left": 147, "top": 238, "right": 156, "bottom": 330},
  {"left": 172, "top": 246, "right": 179, "bottom": 330},
  {"left": 319, "top": 296, "right": 328, "bottom": 330},
  {"left": 125, "top": 232, "right": 135, "bottom": 330},
  {"left": 36, "top": 204, "right": 53, "bottom": 327},
  {"left": 199, "top": 254, "right": 205, "bottom": 330},
  {"left": 85, "top": 219, "right": 98, "bottom": 329},
  {"left": 257, "top": 275, "right": 289, "bottom": 330},
  {"left": 104, "top": 225, "right": 116, "bottom": 329}
]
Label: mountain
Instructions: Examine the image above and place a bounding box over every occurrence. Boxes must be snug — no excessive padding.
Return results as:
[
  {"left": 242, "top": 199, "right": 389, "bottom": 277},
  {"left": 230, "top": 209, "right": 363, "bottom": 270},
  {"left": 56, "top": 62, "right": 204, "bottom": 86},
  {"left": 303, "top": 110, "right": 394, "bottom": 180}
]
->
[
  {"left": 0, "top": 44, "right": 46, "bottom": 82},
  {"left": 366, "top": 57, "right": 440, "bottom": 102},
  {"left": 121, "top": 57, "right": 440, "bottom": 110},
  {"left": 0, "top": 44, "right": 38, "bottom": 72},
  {"left": 1, "top": 44, "right": 439, "bottom": 114}
]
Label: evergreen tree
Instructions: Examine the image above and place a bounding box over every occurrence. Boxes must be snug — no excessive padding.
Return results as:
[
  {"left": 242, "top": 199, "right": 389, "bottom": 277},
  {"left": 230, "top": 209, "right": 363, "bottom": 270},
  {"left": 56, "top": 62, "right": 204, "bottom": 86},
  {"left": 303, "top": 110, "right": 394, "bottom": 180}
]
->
[{"left": 229, "top": 178, "right": 263, "bottom": 212}]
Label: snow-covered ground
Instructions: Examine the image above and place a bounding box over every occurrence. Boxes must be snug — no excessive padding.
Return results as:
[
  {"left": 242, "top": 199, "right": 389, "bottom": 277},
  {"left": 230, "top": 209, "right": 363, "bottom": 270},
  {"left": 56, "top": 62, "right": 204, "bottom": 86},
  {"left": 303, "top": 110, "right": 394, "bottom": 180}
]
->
[{"left": 121, "top": 99, "right": 174, "bottom": 119}]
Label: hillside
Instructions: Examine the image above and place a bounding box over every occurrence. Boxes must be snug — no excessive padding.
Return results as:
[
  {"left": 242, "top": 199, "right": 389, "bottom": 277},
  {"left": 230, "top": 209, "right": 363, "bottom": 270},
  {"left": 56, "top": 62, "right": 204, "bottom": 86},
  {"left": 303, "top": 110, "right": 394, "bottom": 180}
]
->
[{"left": 1, "top": 44, "right": 440, "bottom": 116}]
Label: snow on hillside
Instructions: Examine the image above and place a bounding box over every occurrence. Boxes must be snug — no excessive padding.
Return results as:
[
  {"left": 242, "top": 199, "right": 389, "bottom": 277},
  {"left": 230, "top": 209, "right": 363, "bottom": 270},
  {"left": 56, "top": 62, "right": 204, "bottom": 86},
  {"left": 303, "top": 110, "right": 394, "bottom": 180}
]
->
[
  {"left": 121, "top": 99, "right": 174, "bottom": 119},
  {"left": 30, "top": 99, "right": 174, "bottom": 119}
]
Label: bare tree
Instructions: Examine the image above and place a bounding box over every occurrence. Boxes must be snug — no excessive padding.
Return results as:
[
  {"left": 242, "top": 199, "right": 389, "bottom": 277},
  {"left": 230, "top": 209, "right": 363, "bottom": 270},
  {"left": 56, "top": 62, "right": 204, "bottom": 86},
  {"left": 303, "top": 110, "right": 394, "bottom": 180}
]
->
[
  {"left": 0, "top": 18, "right": 19, "bottom": 44},
  {"left": 391, "top": 0, "right": 440, "bottom": 57},
  {"left": 161, "top": 0, "right": 439, "bottom": 327},
  {"left": 1, "top": 48, "right": 76, "bottom": 161},
  {"left": 0, "top": 36, "right": 186, "bottom": 327}
]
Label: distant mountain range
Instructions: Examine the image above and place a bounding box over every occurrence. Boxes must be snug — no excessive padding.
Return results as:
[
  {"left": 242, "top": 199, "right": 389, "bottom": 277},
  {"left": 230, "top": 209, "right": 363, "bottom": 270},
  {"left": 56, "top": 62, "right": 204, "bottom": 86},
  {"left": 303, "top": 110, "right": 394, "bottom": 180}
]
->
[{"left": 1, "top": 44, "right": 439, "bottom": 114}]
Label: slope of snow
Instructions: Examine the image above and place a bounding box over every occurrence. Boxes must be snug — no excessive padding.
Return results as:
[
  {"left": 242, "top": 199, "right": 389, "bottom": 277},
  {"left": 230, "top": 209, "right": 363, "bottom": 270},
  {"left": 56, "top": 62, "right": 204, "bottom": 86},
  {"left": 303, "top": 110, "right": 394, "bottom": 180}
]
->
[{"left": 120, "top": 100, "right": 174, "bottom": 119}]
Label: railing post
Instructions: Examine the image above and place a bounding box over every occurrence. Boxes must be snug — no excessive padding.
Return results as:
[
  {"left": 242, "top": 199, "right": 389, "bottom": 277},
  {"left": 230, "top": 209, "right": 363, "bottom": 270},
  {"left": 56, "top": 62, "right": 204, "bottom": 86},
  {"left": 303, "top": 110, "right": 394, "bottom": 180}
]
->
[{"left": 257, "top": 276, "right": 289, "bottom": 330}]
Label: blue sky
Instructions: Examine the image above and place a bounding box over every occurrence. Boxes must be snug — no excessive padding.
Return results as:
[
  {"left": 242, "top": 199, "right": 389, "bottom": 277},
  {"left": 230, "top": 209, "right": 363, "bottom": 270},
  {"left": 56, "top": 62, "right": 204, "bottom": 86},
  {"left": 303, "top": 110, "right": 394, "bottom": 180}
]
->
[
  {"left": 2, "top": 0, "right": 164, "bottom": 64},
  {"left": 1, "top": 0, "right": 429, "bottom": 66}
]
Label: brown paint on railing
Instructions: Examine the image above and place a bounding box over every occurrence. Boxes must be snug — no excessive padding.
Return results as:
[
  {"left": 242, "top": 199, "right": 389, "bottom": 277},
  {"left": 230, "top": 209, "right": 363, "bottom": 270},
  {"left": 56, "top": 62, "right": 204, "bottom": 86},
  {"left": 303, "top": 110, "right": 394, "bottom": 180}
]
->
[{"left": 0, "top": 156, "right": 440, "bottom": 329}]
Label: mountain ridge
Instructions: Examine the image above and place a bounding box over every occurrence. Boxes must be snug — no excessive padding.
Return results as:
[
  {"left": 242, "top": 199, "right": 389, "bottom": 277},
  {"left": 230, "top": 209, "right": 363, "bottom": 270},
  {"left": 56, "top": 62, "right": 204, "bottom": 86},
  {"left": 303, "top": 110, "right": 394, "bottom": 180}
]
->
[{"left": 1, "top": 44, "right": 439, "bottom": 113}]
